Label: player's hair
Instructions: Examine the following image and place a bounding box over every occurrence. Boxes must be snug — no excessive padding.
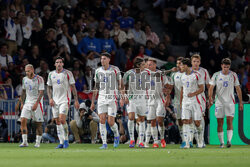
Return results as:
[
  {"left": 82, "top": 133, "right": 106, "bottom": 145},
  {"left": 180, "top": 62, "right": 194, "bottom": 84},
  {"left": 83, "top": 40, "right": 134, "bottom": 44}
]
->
[
  {"left": 101, "top": 52, "right": 111, "bottom": 59},
  {"left": 55, "top": 56, "right": 64, "bottom": 62},
  {"left": 191, "top": 54, "right": 201, "bottom": 60},
  {"left": 182, "top": 58, "right": 191, "bottom": 67},
  {"left": 134, "top": 57, "right": 144, "bottom": 68},
  {"left": 144, "top": 58, "right": 149, "bottom": 62},
  {"left": 221, "top": 58, "right": 231, "bottom": 65},
  {"left": 177, "top": 57, "right": 184, "bottom": 61},
  {"left": 25, "top": 64, "right": 34, "bottom": 69},
  {"left": 148, "top": 58, "right": 157, "bottom": 64}
]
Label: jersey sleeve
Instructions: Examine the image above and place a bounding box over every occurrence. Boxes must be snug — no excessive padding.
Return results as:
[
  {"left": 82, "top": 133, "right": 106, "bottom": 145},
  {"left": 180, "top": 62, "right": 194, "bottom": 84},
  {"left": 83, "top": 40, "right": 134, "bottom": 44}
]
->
[
  {"left": 47, "top": 72, "right": 52, "bottom": 86},
  {"left": 67, "top": 70, "right": 75, "bottom": 85},
  {"left": 38, "top": 76, "right": 45, "bottom": 91},
  {"left": 196, "top": 73, "right": 204, "bottom": 85},
  {"left": 233, "top": 72, "right": 240, "bottom": 87},
  {"left": 22, "top": 78, "right": 25, "bottom": 90},
  {"left": 115, "top": 67, "right": 122, "bottom": 81},
  {"left": 94, "top": 69, "right": 100, "bottom": 83},
  {"left": 123, "top": 71, "right": 130, "bottom": 85},
  {"left": 209, "top": 73, "right": 217, "bottom": 86},
  {"left": 204, "top": 69, "right": 210, "bottom": 85}
]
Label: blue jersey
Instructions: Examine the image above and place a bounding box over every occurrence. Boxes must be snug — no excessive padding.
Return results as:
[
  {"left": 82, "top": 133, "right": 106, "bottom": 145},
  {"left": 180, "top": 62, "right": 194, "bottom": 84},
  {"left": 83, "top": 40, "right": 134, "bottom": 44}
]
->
[
  {"left": 117, "top": 16, "right": 134, "bottom": 29},
  {"left": 100, "top": 38, "right": 117, "bottom": 53},
  {"left": 77, "top": 36, "right": 101, "bottom": 55},
  {"left": 101, "top": 17, "right": 114, "bottom": 30}
]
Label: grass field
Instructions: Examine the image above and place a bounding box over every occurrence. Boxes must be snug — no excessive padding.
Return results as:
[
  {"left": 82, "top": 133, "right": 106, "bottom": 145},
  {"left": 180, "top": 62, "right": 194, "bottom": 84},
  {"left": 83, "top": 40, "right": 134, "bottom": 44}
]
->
[{"left": 0, "top": 143, "right": 250, "bottom": 167}]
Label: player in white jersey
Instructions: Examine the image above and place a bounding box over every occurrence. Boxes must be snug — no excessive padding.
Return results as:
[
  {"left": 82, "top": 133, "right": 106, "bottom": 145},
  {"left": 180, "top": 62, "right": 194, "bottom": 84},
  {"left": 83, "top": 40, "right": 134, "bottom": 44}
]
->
[
  {"left": 19, "top": 64, "right": 44, "bottom": 148},
  {"left": 123, "top": 57, "right": 149, "bottom": 148},
  {"left": 208, "top": 58, "right": 243, "bottom": 148},
  {"left": 180, "top": 58, "right": 204, "bottom": 148},
  {"left": 146, "top": 58, "right": 172, "bottom": 148},
  {"left": 47, "top": 56, "right": 80, "bottom": 149},
  {"left": 90, "top": 52, "right": 125, "bottom": 149},
  {"left": 170, "top": 57, "right": 185, "bottom": 147},
  {"left": 191, "top": 54, "right": 210, "bottom": 147}
]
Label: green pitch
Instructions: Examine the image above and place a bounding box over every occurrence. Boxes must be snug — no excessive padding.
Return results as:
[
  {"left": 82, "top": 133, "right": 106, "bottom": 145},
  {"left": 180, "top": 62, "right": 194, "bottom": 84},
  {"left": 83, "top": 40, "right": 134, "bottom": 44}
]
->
[{"left": 0, "top": 144, "right": 250, "bottom": 167}]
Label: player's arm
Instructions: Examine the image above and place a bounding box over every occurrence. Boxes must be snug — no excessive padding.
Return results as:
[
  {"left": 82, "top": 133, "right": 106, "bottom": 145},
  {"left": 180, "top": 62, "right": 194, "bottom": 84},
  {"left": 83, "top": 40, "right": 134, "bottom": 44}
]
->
[
  {"left": 32, "top": 90, "right": 44, "bottom": 111},
  {"left": 188, "top": 84, "right": 204, "bottom": 97},
  {"left": 180, "top": 87, "right": 183, "bottom": 110},
  {"left": 118, "top": 79, "right": 125, "bottom": 107},
  {"left": 235, "top": 85, "right": 243, "bottom": 111},
  {"left": 20, "top": 89, "right": 26, "bottom": 109},
  {"left": 90, "top": 82, "right": 99, "bottom": 111},
  {"left": 71, "top": 84, "right": 80, "bottom": 109},
  {"left": 208, "top": 85, "right": 215, "bottom": 108},
  {"left": 47, "top": 85, "right": 54, "bottom": 107}
]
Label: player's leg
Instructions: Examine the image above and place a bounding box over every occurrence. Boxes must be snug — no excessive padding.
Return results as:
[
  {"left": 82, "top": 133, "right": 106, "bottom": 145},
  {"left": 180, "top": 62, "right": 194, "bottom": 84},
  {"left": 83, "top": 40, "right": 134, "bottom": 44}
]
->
[
  {"left": 107, "top": 103, "right": 119, "bottom": 148},
  {"left": 20, "top": 105, "right": 32, "bottom": 147},
  {"left": 215, "top": 105, "right": 225, "bottom": 148},
  {"left": 148, "top": 105, "right": 158, "bottom": 148},
  {"left": 127, "top": 103, "right": 135, "bottom": 147},
  {"left": 137, "top": 115, "right": 145, "bottom": 147},
  {"left": 225, "top": 104, "right": 235, "bottom": 148},
  {"left": 53, "top": 105, "right": 64, "bottom": 148},
  {"left": 145, "top": 106, "right": 151, "bottom": 148},
  {"left": 181, "top": 103, "right": 191, "bottom": 148},
  {"left": 175, "top": 104, "right": 184, "bottom": 145},
  {"left": 59, "top": 103, "right": 69, "bottom": 148},
  {"left": 98, "top": 104, "right": 108, "bottom": 149},
  {"left": 33, "top": 104, "right": 44, "bottom": 147},
  {"left": 156, "top": 101, "right": 166, "bottom": 148}
]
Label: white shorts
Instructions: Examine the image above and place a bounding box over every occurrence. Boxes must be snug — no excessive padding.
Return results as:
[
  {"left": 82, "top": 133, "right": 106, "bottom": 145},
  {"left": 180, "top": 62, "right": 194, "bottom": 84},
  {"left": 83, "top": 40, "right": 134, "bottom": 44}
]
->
[
  {"left": 215, "top": 104, "right": 235, "bottom": 118},
  {"left": 97, "top": 101, "right": 117, "bottom": 117},
  {"left": 181, "top": 103, "right": 202, "bottom": 121},
  {"left": 52, "top": 103, "right": 69, "bottom": 118},
  {"left": 126, "top": 101, "right": 147, "bottom": 117},
  {"left": 147, "top": 99, "right": 166, "bottom": 120},
  {"left": 21, "top": 103, "right": 44, "bottom": 122},
  {"left": 174, "top": 103, "right": 182, "bottom": 120}
]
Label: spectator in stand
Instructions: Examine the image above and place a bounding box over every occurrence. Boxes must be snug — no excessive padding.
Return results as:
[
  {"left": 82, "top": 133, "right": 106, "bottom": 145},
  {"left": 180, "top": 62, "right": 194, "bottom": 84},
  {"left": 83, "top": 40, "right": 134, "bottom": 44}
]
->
[
  {"left": 128, "top": 20, "right": 146, "bottom": 46},
  {"left": 41, "top": 5, "right": 54, "bottom": 31},
  {"left": 30, "top": 16, "right": 43, "bottom": 46},
  {"left": 77, "top": 28, "right": 101, "bottom": 58},
  {"left": 197, "top": 0, "right": 215, "bottom": 19},
  {"left": 0, "top": 84, "right": 8, "bottom": 100},
  {"left": 230, "top": 50, "right": 244, "bottom": 71},
  {"left": 243, "top": 47, "right": 250, "bottom": 62},
  {"left": 101, "top": 8, "right": 114, "bottom": 30},
  {"left": 110, "top": 21, "right": 127, "bottom": 47},
  {"left": 100, "top": 29, "right": 116, "bottom": 60},
  {"left": 186, "top": 39, "right": 201, "bottom": 58},
  {"left": 145, "top": 40, "right": 154, "bottom": 57},
  {"left": 4, "top": 8, "right": 17, "bottom": 55},
  {"left": 10, "top": 0, "right": 25, "bottom": 14},
  {"left": 0, "top": 43, "right": 13, "bottom": 71},
  {"left": 89, "top": 0, "right": 105, "bottom": 21},
  {"left": 16, "top": 15, "right": 32, "bottom": 50},
  {"left": 0, "top": 109, "right": 8, "bottom": 142},
  {"left": 145, "top": 24, "right": 160, "bottom": 47},
  {"left": 3, "top": 77, "right": 18, "bottom": 99},
  {"left": 73, "top": 69, "right": 87, "bottom": 92},
  {"left": 111, "top": 0, "right": 122, "bottom": 20},
  {"left": 86, "top": 51, "right": 100, "bottom": 72},
  {"left": 13, "top": 47, "right": 27, "bottom": 65},
  {"left": 35, "top": 59, "right": 50, "bottom": 74},
  {"left": 95, "top": 20, "right": 106, "bottom": 38},
  {"left": 28, "top": 45, "right": 40, "bottom": 68},
  {"left": 152, "top": 42, "right": 169, "bottom": 61},
  {"left": 117, "top": 7, "right": 135, "bottom": 32}
]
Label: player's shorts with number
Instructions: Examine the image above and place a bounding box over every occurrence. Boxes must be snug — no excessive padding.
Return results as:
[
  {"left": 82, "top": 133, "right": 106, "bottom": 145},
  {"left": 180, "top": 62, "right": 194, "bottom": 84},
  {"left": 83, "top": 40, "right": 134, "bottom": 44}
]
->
[
  {"left": 181, "top": 102, "right": 202, "bottom": 121},
  {"left": 147, "top": 99, "right": 166, "bottom": 120},
  {"left": 215, "top": 104, "right": 235, "bottom": 118},
  {"left": 21, "top": 103, "right": 44, "bottom": 122},
  {"left": 52, "top": 102, "right": 69, "bottom": 118}
]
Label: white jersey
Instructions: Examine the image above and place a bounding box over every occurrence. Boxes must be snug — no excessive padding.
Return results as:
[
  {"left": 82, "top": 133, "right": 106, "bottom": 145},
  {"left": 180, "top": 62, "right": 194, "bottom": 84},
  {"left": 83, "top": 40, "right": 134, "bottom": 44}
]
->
[
  {"left": 170, "top": 71, "right": 183, "bottom": 104},
  {"left": 192, "top": 67, "right": 210, "bottom": 102},
  {"left": 180, "top": 71, "right": 204, "bottom": 104},
  {"left": 209, "top": 71, "right": 240, "bottom": 105},
  {"left": 94, "top": 65, "right": 122, "bottom": 103},
  {"left": 147, "top": 69, "right": 171, "bottom": 105},
  {"left": 47, "top": 69, "right": 75, "bottom": 105},
  {"left": 22, "top": 75, "right": 44, "bottom": 105},
  {"left": 123, "top": 69, "right": 150, "bottom": 102}
]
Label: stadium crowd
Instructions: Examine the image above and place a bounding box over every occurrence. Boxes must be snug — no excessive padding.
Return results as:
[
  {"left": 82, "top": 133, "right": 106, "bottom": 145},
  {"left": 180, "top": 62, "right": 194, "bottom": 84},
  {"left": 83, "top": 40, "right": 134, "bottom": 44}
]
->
[{"left": 0, "top": 0, "right": 249, "bottom": 144}]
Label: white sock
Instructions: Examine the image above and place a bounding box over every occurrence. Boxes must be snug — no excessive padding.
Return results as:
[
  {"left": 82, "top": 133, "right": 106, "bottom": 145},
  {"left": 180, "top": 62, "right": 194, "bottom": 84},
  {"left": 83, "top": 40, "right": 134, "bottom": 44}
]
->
[
  {"left": 139, "top": 121, "right": 145, "bottom": 143},
  {"left": 62, "top": 123, "right": 69, "bottom": 140},
  {"left": 218, "top": 132, "right": 224, "bottom": 144},
  {"left": 227, "top": 130, "right": 233, "bottom": 143},
  {"left": 189, "top": 123, "right": 194, "bottom": 144},
  {"left": 22, "top": 134, "right": 28, "bottom": 144},
  {"left": 201, "top": 117, "right": 205, "bottom": 143},
  {"left": 145, "top": 123, "right": 151, "bottom": 143},
  {"left": 110, "top": 123, "right": 119, "bottom": 137},
  {"left": 196, "top": 125, "right": 203, "bottom": 146},
  {"left": 128, "top": 120, "right": 135, "bottom": 141},
  {"left": 56, "top": 125, "right": 64, "bottom": 144},
  {"left": 99, "top": 123, "right": 107, "bottom": 144},
  {"left": 178, "top": 125, "right": 184, "bottom": 142},
  {"left": 151, "top": 126, "right": 158, "bottom": 143},
  {"left": 158, "top": 125, "right": 165, "bottom": 140},
  {"left": 183, "top": 124, "right": 190, "bottom": 145},
  {"left": 36, "top": 135, "right": 42, "bottom": 144}
]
